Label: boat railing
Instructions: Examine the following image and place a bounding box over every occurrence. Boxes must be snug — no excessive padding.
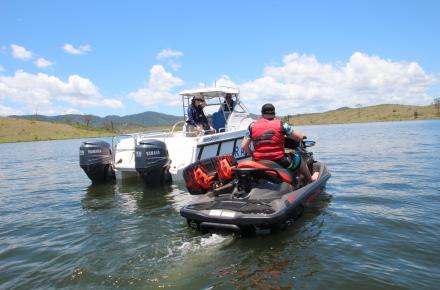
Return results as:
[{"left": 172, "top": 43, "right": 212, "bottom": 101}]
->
[
  {"left": 183, "top": 126, "right": 217, "bottom": 137},
  {"left": 138, "top": 130, "right": 171, "bottom": 139},
  {"left": 171, "top": 120, "right": 186, "bottom": 134},
  {"left": 112, "top": 128, "right": 177, "bottom": 150}
]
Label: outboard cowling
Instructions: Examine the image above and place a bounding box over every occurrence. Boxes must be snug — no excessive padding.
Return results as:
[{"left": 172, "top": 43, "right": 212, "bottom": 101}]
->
[
  {"left": 79, "top": 140, "right": 115, "bottom": 183},
  {"left": 135, "top": 140, "right": 171, "bottom": 185}
]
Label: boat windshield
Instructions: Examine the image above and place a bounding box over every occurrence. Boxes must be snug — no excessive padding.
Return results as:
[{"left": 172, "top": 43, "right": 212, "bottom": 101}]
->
[
  {"left": 178, "top": 86, "right": 253, "bottom": 134},
  {"left": 182, "top": 93, "right": 246, "bottom": 119}
]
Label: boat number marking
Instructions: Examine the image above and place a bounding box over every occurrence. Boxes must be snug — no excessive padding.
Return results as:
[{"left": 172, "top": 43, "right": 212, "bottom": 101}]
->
[{"left": 233, "top": 145, "right": 246, "bottom": 159}]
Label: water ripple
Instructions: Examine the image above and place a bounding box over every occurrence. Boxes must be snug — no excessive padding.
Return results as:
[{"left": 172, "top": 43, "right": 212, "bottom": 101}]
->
[{"left": 1, "top": 122, "right": 440, "bottom": 289}]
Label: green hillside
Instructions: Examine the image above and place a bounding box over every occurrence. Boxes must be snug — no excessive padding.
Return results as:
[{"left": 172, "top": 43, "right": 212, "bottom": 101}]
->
[
  {"left": 286, "top": 104, "right": 440, "bottom": 125},
  {"left": 0, "top": 118, "right": 116, "bottom": 143},
  {"left": 10, "top": 111, "right": 182, "bottom": 130},
  {"left": 0, "top": 117, "right": 175, "bottom": 143}
]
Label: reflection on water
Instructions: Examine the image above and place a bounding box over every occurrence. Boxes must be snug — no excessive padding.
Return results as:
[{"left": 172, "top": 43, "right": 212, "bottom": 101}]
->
[{"left": 1, "top": 121, "right": 440, "bottom": 289}]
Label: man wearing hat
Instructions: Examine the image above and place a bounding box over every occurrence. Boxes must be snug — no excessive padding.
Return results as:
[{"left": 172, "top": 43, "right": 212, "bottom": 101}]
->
[{"left": 241, "top": 103, "right": 318, "bottom": 182}]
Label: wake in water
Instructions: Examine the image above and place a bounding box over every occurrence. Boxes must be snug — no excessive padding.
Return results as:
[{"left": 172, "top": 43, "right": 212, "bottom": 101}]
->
[{"left": 168, "top": 233, "right": 234, "bottom": 258}]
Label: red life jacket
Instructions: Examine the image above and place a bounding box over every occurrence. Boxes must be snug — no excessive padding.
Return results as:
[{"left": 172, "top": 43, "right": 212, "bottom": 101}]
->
[{"left": 251, "top": 118, "right": 285, "bottom": 161}]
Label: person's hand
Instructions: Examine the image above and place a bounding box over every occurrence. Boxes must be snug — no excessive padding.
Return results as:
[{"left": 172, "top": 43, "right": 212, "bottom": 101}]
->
[
  {"left": 196, "top": 125, "right": 204, "bottom": 135},
  {"left": 291, "top": 131, "right": 304, "bottom": 141}
]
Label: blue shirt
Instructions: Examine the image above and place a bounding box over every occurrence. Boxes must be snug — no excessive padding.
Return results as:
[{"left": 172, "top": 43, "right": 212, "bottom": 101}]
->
[{"left": 187, "top": 104, "right": 209, "bottom": 129}]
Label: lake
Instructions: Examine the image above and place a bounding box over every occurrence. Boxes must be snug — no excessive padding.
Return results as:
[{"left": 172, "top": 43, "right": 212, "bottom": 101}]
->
[{"left": 1, "top": 120, "right": 439, "bottom": 289}]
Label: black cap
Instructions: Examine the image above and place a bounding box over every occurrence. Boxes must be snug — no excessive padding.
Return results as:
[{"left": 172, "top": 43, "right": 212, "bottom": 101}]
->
[{"left": 261, "top": 103, "right": 275, "bottom": 116}]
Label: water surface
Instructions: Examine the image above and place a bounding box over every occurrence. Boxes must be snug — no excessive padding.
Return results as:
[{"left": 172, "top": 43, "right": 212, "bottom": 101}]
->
[{"left": 1, "top": 120, "right": 439, "bottom": 289}]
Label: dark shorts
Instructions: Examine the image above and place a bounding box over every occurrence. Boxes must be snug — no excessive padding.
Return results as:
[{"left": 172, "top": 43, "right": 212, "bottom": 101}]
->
[{"left": 274, "top": 153, "right": 301, "bottom": 171}]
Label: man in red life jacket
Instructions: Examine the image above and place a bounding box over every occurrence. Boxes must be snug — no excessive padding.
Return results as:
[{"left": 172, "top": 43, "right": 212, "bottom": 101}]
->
[{"left": 241, "top": 103, "right": 319, "bottom": 183}]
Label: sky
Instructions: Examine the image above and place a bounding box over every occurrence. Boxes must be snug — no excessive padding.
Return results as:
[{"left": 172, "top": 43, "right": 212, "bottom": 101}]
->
[{"left": 1, "top": 0, "right": 439, "bottom": 117}]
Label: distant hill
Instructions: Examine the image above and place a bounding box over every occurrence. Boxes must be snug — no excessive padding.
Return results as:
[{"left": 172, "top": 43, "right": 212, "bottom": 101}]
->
[
  {"left": 286, "top": 104, "right": 440, "bottom": 126},
  {"left": 9, "top": 111, "right": 183, "bottom": 130},
  {"left": 3, "top": 104, "right": 439, "bottom": 143},
  {"left": 333, "top": 106, "right": 351, "bottom": 111},
  {"left": 0, "top": 117, "right": 115, "bottom": 143}
]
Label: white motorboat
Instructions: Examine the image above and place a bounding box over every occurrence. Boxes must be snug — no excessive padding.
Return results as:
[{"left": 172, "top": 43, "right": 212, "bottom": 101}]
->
[{"left": 79, "top": 86, "right": 255, "bottom": 185}]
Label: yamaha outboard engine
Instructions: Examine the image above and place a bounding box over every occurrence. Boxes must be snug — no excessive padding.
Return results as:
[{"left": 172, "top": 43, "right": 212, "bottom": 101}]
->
[
  {"left": 135, "top": 140, "right": 171, "bottom": 186},
  {"left": 79, "top": 140, "right": 115, "bottom": 183}
]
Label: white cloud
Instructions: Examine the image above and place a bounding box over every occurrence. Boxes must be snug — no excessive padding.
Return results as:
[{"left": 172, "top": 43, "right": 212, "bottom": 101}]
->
[
  {"left": 239, "top": 52, "right": 438, "bottom": 114},
  {"left": 128, "top": 65, "right": 184, "bottom": 107},
  {"left": 37, "top": 106, "right": 83, "bottom": 116},
  {"left": 34, "top": 58, "right": 53, "bottom": 69},
  {"left": 0, "top": 65, "right": 4, "bottom": 72},
  {"left": 156, "top": 49, "right": 183, "bottom": 71},
  {"left": 0, "top": 104, "right": 23, "bottom": 116},
  {"left": 63, "top": 43, "right": 91, "bottom": 55},
  {"left": 11, "top": 44, "right": 32, "bottom": 60},
  {"left": 0, "top": 70, "right": 122, "bottom": 115},
  {"left": 214, "top": 75, "right": 237, "bottom": 88},
  {"left": 156, "top": 49, "right": 183, "bottom": 59},
  {"left": 168, "top": 61, "right": 181, "bottom": 72}
]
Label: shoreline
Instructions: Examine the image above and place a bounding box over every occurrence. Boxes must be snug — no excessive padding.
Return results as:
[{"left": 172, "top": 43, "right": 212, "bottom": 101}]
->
[{"left": 1, "top": 116, "right": 439, "bottom": 144}]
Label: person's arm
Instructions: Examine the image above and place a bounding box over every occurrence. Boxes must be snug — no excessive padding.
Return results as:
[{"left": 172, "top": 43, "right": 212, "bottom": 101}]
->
[
  {"left": 187, "top": 106, "right": 197, "bottom": 126},
  {"left": 291, "top": 131, "right": 305, "bottom": 141},
  {"left": 241, "top": 124, "right": 253, "bottom": 156},
  {"left": 201, "top": 110, "right": 209, "bottom": 125},
  {"left": 283, "top": 122, "right": 305, "bottom": 141},
  {"left": 198, "top": 109, "right": 212, "bottom": 130},
  {"left": 241, "top": 137, "right": 253, "bottom": 156}
]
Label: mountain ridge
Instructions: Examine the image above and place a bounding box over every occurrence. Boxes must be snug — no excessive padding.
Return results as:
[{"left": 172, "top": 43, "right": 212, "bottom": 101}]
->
[{"left": 9, "top": 111, "right": 183, "bottom": 130}]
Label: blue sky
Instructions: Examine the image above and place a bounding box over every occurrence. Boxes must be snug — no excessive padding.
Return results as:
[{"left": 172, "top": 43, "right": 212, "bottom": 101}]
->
[{"left": 1, "top": 0, "right": 439, "bottom": 117}]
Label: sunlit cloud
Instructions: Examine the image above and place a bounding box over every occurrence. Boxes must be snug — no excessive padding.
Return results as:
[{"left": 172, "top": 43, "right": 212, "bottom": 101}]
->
[
  {"left": 157, "top": 49, "right": 183, "bottom": 71},
  {"left": 34, "top": 58, "right": 54, "bottom": 69},
  {"left": 0, "top": 70, "right": 122, "bottom": 115},
  {"left": 10, "top": 44, "right": 32, "bottom": 60},
  {"left": 239, "top": 52, "right": 439, "bottom": 114},
  {"left": 128, "top": 65, "right": 184, "bottom": 107},
  {"left": 62, "top": 43, "right": 91, "bottom": 55},
  {"left": 156, "top": 49, "right": 183, "bottom": 59}
]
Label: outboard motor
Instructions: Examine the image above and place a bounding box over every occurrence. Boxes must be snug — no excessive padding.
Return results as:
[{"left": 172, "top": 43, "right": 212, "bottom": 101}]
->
[
  {"left": 135, "top": 140, "right": 171, "bottom": 186},
  {"left": 79, "top": 140, "right": 115, "bottom": 183}
]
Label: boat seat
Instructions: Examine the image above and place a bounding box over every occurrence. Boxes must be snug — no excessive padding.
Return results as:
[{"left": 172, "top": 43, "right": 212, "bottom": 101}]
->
[
  {"left": 212, "top": 112, "right": 226, "bottom": 133},
  {"left": 237, "top": 160, "right": 293, "bottom": 184},
  {"left": 183, "top": 154, "right": 237, "bottom": 195}
]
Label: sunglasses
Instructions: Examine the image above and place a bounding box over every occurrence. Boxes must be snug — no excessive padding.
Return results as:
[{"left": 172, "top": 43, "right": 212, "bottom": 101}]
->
[{"left": 195, "top": 99, "right": 204, "bottom": 102}]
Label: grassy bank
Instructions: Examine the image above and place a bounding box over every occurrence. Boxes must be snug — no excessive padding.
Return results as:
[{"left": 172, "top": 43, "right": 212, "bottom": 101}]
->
[
  {"left": 2, "top": 104, "right": 439, "bottom": 143},
  {"left": 286, "top": 104, "right": 440, "bottom": 126},
  {"left": 0, "top": 117, "right": 175, "bottom": 143},
  {"left": 0, "top": 118, "right": 117, "bottom": 143}
]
